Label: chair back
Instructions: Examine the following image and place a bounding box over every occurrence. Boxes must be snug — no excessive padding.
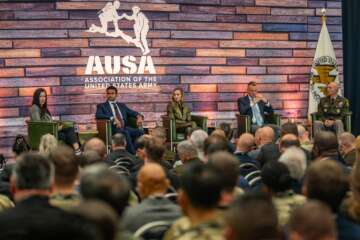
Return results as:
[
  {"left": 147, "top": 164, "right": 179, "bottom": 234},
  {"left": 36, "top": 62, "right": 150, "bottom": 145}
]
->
[
  {"left": 134, "top": 221, "right": 172, "bottom": 240},
  {"left": 239, "top": 162, "right": 262, "bottom": 188},
  {"left": 27, "top": 121, "right": 58, "bottom": 150}
]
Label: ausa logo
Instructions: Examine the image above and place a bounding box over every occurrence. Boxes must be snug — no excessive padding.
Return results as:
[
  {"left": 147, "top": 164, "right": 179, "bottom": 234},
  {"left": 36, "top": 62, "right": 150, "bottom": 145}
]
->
[
  {"left": 310, "top": 55, "right": 338, "bottom": 101},
  {"left": 85, "top": 0, "right": 156, "bottom": 75}
]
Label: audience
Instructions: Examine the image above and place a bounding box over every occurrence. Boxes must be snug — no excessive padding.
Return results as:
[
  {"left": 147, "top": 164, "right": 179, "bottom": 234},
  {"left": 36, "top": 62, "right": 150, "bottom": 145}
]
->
[
  {"left": 151, "top": 127, "right": 176, "bottom": 164},
  {"left": 297, "top": 124, "right": 312, "bottom": 152},
  {"left": 224, "top": 193, "right": 281, "bottom": 240},
  {"left": 279, "top": 134, "right": 300, "bottom": 153},
  {"left": 251, "top": 126, "right": 280, "bottom": 166},
  {"left": 339, "top": 132, "right": 356, "bottom": 166},
  {"left": 164, "top": 162, "right": 224, "bottom": 240},
  {"left": 49, "top": 145, "right": 80, "bottom": 209},
  {"left": 39, "top": 133, "right": 58, "bottom": 157},
  {"left": 84, "top": 137, "right": 107, "bottom": 161},
  {"left": 289, "top": 201, "right": 336, "bottom": 240},
  {"left": 312, "top": 131, "right": 343, "bottom": 163},
  {"left": 173, "top": 140, "right": 201, "bottom": 176},
  {"left": 122, "top": 163, "right": 181, "bottom": 233},
  {"left": 261, "top": 161, "right": 306, "bottom": 226},
  {"left": 189, "top": 129, "right": 208, "bottom": 162}
]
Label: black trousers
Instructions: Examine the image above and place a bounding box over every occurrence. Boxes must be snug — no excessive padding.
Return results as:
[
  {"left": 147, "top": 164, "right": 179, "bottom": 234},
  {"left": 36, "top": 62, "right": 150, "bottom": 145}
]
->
[{"left": 58, "top": 127, "right": 78, "bottom": 146}]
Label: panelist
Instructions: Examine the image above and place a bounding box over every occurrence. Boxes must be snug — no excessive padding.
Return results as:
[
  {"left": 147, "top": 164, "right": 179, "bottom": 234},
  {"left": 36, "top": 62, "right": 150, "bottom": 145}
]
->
[
  {"left": 238, "top": 81, "right": 274, "bottom": 133},
  {"left": 95, "top": 86, "right": 144, "bottom": 154},
  {"left": 313, "top": 82, "right": 349, "bottom": 137},
  {"left": 29, "top": 88, "right": 81, "bottom": 155},
  {"left": 167, "top": 87, "right": 197, "bottom": 132}
]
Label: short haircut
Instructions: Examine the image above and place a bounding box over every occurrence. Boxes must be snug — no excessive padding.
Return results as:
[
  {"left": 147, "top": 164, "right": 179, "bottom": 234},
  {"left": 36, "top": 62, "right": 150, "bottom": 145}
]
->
[
  {"left": 281, "top": 122, "right": 299, "bottom": 137},
  {"left": 135, "top": 134, "right": 152, "bottom": 150},
  {"left": 225, "top": 193, "right": 279, "bottom": 240},
  {"left": 313, "top": 131, "right": 338, "bottom": 155},
  {"left": 304, "top": 160, "right": 348, "bottom": 212},
  {"left": 80, "top": 150, "right": 102, "bottom": 167},
  {"left": 190, "top": 129, "right": 208, "bottom": 151},
  {"left": 112, "top": 133, "right": 126, "bottom": 147},
  {"left": 177, "top": 140, "right": 198, "bottom": 160},
  {"left": 84, "top": 138, "right": 107, "bottom": 160},
  {"left": 289, "top": 201, "right": 336, "bottom": 240},
  {"left": 261, "top": 161, "right": 292, "bottom": 193},
  {"left": 180, "top": 161, "right": 222, "bottom": 209},
  {"left": 151, "top": 127, "right": 166, "bottom": 141},
  {"left": 280, "top": 134, "right": 300, "bottom": 149},
  {"left": 279, "top": 147, "right": 307, "bottom": 181},
  {"left": 204, "top": 135, "right": 229, "bottom": 155},
  {"left": 106, "top": 85, "right": 117, "bottom": 94},
  {"left": 13, "top": 152, "right": 54, "bottom": 190},
  {"left": 80, "top": 164, "right": 130, "bottom": 216},
  {"left": 144, "top": 137, "right": 165, "bottom": 163},
  {"left": 247, "top": 81, "right": 257, "bottom": 87},
  {"left": 49, "top": 145, "right": 79, "bottom": 187},
  {"left": 208, "top": 151, "right": 239, "bottom": 192}
]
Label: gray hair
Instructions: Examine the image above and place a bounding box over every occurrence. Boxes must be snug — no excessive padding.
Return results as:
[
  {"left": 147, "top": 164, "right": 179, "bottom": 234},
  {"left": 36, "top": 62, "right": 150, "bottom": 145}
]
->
[
  {"left": 39, "top": 133, "right": 58, "bottom": 156},
  {"left": 112, "top": 133, "right": 126, "bottom": 147},
  {"left": 177, "top": 140, "right": 198, "bottom": 160},
  {"left": 13, "top": 152, "right": 54, "bottom": 190},
  {"left": 190, "top": 129, "right": 208, "bottom": 161},
  {"left": 279, "top": 147, "right": 307, "bottom": 181}
]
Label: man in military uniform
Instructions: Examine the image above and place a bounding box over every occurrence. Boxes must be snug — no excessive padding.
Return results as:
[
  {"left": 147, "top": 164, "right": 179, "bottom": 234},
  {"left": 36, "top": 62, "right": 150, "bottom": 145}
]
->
[{"left": 314, "top": 82, "right": 349, "bottom": 137}]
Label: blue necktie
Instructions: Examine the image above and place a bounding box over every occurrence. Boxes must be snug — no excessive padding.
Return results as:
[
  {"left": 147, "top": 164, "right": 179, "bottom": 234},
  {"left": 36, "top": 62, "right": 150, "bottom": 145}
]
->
[
  {"left": 112, "top": 103, "right": 125, "bottom": 127},
  {"left": 251, "top": 102, "right": 263, "bottom": 126}
]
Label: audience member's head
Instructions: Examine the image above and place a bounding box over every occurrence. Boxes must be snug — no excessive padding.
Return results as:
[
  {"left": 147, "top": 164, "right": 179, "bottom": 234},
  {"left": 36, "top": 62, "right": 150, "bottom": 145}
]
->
[
  {"left": 12, "top": 135, "right": 30, "bottom": 156},
  {"left": 258, "top": 126, "right": 275, "bottom": 146},
  {"left": 177, "top": 140, "right": 198, "bottom": 163},
  {"left": 312, "top": 131, "right": 338, "bottom": 159},
  {"left": 11, "top": 152, "right": 54, "bottom": 202},
  {"left": 150, "top": 127, "right": 167, "bottom": 144},
  {"left": 279, "top": 134, "right": 300, "bottom": 153},
  {"left": 281, "top": 122, "right": 299, "bottom": 137},
  {"left": 297, "top": 124, "right": 310, "bottom": 143},
  {"left": 289, "top": 201, "right": 336, "bottom": 240},
  {"left": 279, "top": 147, "right": 307, "bottom": 181},
  {"left": 261, "top": 161, "right": 292, "bottom": 194},
  {"left": 219, "top": 122, "right": 233, "bottom": 140},
  {"left": 135, "top": 134, "right": 152, "bottom": 161},
  {"left": 80, "top": 150, "right": 102, "bottom": 167},
  {"left": 111, "top": 133, "right": 126, "bottom": 150},
  {"left": 339, "top": 132, "right": 355, "bottom": 156},
  {"left": 345, "top": 160, "right": 360, "bottom": 222},
  {"left": 84, "top": 138, "right": 107, "bottom": 160},
  {"left": 236, "top": 133, "right": 255, "bottom": 153},
  {"left": 303, "top": 160, "right": 348, "bottom": 213},
  {"left": 80, "top": 164, "right": 130, "bottom": 217},
  {"left": 39, "top": 133, "right": 58, "bottom": 156},
  {"left": 224, "top": 193, "right": 279, "bottom": 240},
  {"left": 144, "top": 137, "right": 165, "bottom": 163},
  {"left": 204, "top": 135, "right": 229, "bottom": 157},
  {"left": 178, "top": 162, "right": 223, "bottom": 213},
  {"left": 210, "top": 129, "right": 227, "bottom": 140},
  {"left": 49, "top": 145, "right": 79, "bottom": 191},
  {"left": 137, "top": 163, "right": 170, "bottom": 200},
  {"left": 190, "top": 129, "right": 208, "bottom": 158}
]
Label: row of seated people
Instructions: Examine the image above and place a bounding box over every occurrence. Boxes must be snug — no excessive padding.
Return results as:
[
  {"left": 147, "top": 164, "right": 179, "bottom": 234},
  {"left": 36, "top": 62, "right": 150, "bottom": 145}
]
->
[
  {"left": 0, "top": 119, "right": 359, "bottom": 239},
  {"left": 28, "top": 79, "right": 351, "bottom": 157}
]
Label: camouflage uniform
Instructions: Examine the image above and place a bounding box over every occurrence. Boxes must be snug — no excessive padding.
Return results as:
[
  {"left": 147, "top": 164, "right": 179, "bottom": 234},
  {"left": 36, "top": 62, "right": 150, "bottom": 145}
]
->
[
  {"left": 314, "top": 95, "right": 349, "bottom": 137},
  {"left": 273, "top": 190, "right": 306, "bottom": 227},
  {"left": 164, "top": 215, "right": 224, "bottom": 240}
]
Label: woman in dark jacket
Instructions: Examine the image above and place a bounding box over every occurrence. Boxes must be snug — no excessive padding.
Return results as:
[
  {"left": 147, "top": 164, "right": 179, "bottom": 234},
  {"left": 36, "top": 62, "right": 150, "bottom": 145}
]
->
[{"left": 30, "top": 88, "right": 81, "bottom": 154}]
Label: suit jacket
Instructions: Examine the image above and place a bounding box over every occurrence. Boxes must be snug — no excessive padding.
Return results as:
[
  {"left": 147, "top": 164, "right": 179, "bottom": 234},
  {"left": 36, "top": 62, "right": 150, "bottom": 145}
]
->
[
  {"left": 167, "top": 102, "right": 191, "bottom": 122},
  {"left": 95, "top": 101, "right": 140, "bottom": 127},
  {"left": 237, "top": 95, "right": 273, "bottom": 123},
  {"left": 106, "top": 148, "right": 142, "bottom": 173},
  {"left": 0, "top": 195, "right": 97, "bottom": 240},
  {"left": 122, "top": 196, "right": 181, "bottom": 233}
]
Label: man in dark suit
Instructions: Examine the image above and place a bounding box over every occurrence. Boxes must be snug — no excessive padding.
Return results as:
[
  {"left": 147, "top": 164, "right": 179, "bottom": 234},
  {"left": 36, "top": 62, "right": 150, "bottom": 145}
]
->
[
  {"left": 0, "top": 152, "right": 97, "bottom": 240},
  {"left": 96, "top": 85, "right": 144, "bottom": 154},
  {"left": 238, "top": 81, "right": 274, "bottom": 133}
]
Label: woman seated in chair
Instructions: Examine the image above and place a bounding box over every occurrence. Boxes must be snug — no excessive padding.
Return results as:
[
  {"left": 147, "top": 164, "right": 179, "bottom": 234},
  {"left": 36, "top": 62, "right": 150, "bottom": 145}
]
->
[
  {"left": 167, "top": 87, "right": 197, "bottom": 132},
  {"left": 29, "top": 88, "right": 81, "bottom": 154}
]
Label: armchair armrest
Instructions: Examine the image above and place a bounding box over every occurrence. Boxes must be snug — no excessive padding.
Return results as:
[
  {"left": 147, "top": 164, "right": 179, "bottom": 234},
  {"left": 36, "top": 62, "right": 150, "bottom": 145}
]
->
[
  {"left": 27, "top": 121, "right": 59, "bottom": 150},
  {"left": 96, "top": 119, "right": 112, "bottom": 149},
  {"left": 236, "top": 113, "right": 251, "bottom": 136},
  {"left": 161, "top": 115, "right": 177, "bottom": 142}
]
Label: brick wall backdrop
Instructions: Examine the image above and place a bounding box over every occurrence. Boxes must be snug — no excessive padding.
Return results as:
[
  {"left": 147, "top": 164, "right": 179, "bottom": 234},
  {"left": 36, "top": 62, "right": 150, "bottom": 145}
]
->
[{"left": 0, "top": 0, "right": 342, "bottom": 158}]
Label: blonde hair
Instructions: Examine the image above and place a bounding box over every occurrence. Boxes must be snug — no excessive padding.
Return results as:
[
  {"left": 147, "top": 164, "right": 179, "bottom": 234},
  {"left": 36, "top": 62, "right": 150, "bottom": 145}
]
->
[
  {"left": 39, "top": 134, "right": 58, "bottom": 156},
  {"left": 171, "top": 87, "right": 184, "bottom": 103}
]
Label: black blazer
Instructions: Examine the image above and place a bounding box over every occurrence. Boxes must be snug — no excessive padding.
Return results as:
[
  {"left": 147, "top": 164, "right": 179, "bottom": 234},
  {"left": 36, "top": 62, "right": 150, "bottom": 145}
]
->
[{"left": 237, "top": 95, "right": 274, "bottom": 123}]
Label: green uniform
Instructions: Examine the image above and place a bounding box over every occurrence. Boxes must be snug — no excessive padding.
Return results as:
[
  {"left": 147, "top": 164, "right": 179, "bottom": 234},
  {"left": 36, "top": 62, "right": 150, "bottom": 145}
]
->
[
  {"left": 167, "top": 102, "right": 197, "bottom": 129},
  {"left": 317, "top": 95, "right": 349, "bottom": 121},
  {"left": 164, "top": 215, "right": 224, "bottom": 240}
]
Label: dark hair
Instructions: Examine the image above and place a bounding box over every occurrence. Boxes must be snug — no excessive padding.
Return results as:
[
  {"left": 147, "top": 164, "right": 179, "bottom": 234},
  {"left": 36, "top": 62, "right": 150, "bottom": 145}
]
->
[
  {"left": 280, "top": 136, "right": 300, "bottom": 149},
  {"left": 204, "top": 135, "right": 229, "bottom": 155},
  {"left": 14, "top": 152, "right": 54, "bottom": 190},
  {"left": 281, "top": 122, "right": 299, "bottom": 137},
  {"left": 112, "top": 133, "right": 126, "bottom": 147},
  {"left": 304, "top": 160, "right": 348, "bottom": 213},
  {"left": 106, "top": 85, "right": 118, "bottom": 94},
  {"left": 144, "top": 137, "right": 165, "bottom": 163},
  {"left": 313, "top": 131, "right": 338, "bottom": 157},
  {"left": 219, "top": 122, "right": 233, "bottom": 140},
  {"left": 208, "top": 151, "right": 239, "bottom": 192},
  {"left": 180, "top": 161, "right": 222, "bottom": 209},
  {"left": 261, "top": 161, "right": 292, "bottom": 193},
  {"left": 135, "top": 135, "right": 152, "bottom": 150},
  {"left": 225, "top": 193, "right": 280, "bottom": 240},
  {"left": 32, "top": 88, "right": 50, "bottom": 118},
  {"left": 12, "top": 135, "right": 30, "bottom": 155},
  {"left": 80, "top": 164, "right": 130, "bottom": 216},
  {"left": 49, "top": 145, "right": 79, "bottom": 187},
  {"left": 247, "top": 81, "right": 257, "bottom": 87}
]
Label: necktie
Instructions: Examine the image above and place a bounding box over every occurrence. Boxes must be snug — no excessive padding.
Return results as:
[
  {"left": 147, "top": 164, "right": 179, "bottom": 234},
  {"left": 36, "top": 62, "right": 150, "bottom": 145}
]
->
[
  {"left": 251, "top": 100, "right": 264, "bottom": 126},
  {"left": 112, "top": 103, "right": 125, "bottom": 127}
]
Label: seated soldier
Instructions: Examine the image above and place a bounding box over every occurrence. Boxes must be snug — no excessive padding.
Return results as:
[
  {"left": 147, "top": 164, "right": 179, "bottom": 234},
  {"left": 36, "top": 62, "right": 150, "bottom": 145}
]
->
[{"left": 313, "top": 82, "right": 349, "bottom": 137}]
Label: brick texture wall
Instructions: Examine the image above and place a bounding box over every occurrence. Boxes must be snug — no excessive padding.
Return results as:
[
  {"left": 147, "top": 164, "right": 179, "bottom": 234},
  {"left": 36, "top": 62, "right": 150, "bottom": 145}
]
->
[{"left": 0, "top": 0, "right": 342, "bottom": 158}]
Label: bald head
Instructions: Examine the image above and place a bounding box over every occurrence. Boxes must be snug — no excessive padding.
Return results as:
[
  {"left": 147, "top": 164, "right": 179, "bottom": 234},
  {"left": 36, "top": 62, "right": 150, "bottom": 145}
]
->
[
  {"left": 327, "top": 82, "right": 339, "bottom": 97},
  {"left": 137, "top": 163, "right": 169, "bottom": 199},
  {"left": 84, "top": 138, "right": 106, "bottom": 160},
  {"left": 279, "top": 134, "right": 300, "bottom": 152},
  {"left": 236, "top": 133, "right": 255, "bottom": 153},
  {"left": 260, "top": 126, "right": 275, "bottom": 145}
]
